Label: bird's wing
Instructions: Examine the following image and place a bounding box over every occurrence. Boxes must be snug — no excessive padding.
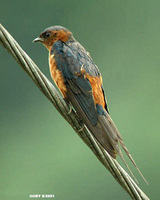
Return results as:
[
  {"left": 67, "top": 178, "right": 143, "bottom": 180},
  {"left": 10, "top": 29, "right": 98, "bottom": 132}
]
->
[
  {"left": 52, "top": 40, "right": 117, "bottom": 156},
  {"left": 52, "top": 41, "right": 147, "bottom": 184}
]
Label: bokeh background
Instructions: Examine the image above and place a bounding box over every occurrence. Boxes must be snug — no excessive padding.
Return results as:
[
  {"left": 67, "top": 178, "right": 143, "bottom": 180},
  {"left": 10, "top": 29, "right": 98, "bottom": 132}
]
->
[{"left": 1, "top": 0, "right": 160, "bottom": 199}]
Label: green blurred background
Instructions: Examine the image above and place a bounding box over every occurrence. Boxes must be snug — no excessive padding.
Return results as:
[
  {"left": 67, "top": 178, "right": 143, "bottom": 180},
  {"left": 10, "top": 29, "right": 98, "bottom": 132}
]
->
[{"left": 1, "top": 0, "right": 160, "bottom": 199}]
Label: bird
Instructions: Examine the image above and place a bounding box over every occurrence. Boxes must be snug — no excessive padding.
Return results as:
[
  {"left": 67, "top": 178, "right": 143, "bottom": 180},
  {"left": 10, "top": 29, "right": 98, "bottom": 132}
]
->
[{"left": 33, "top": 25, "right": 147, "bottom": 184}]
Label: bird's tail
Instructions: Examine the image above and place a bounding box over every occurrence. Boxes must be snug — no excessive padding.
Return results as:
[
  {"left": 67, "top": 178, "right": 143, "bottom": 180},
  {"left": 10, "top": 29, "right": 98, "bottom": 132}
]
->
[
  {"left": 104, "top": 113, "right": 148, "bottom": 184},
  {"left": 66, "top": 85, "right": 148, "bottom": 184}
]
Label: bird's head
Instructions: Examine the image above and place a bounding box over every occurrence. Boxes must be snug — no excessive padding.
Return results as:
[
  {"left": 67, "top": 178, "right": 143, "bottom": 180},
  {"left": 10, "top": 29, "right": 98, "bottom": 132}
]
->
[{"left": 33, "top": 26, "right": 73, "bottom": 51}]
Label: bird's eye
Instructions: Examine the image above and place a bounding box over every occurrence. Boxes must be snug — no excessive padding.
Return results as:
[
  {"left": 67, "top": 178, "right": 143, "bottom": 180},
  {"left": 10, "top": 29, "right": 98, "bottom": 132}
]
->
[{"left": 44, "top": 32, "right": 50, "bottom": 38}]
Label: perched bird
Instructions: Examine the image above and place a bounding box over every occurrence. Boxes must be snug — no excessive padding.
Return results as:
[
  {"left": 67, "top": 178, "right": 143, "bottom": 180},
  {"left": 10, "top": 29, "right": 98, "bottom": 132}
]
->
[{"left": 33, "top": 26, "right": 147, "bottom": 183}]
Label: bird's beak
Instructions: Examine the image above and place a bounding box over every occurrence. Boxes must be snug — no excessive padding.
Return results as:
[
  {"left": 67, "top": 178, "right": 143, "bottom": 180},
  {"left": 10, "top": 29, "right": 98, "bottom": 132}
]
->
[{"left": 32, "top": 37, "right": 44, "bottom": 43}]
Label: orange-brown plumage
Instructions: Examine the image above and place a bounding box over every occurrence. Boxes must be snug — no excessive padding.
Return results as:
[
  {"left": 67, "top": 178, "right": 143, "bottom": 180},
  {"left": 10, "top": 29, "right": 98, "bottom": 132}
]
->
[
  {"left": 33, "top": 25, "right": 148, "bottom": 184},
  {"left": 77, "top": 67, "right": 106, "bottom": 109},
  {"left": 40, "top": 29, "right": 71, "bottom": 51},
  {"left": 85, "top": 74, "right": 105, "bottom": 109},
  {"left": 33, "top": 26, "right": 71, "bottom": 97},
  {"left": 49, "top": 55, "right": 67, "bottom": 98}
]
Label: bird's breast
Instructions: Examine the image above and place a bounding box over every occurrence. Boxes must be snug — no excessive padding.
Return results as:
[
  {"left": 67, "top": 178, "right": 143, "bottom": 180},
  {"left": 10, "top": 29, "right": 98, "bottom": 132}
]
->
[{"left": 49, "top": 54, "right": 67, "bottom": 98}]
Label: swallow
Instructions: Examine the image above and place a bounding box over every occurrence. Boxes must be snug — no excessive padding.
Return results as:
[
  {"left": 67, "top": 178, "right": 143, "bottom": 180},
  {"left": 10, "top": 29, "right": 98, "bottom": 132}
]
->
[{"left": 33, "top": 25, "right": 147, "bottom": 184}]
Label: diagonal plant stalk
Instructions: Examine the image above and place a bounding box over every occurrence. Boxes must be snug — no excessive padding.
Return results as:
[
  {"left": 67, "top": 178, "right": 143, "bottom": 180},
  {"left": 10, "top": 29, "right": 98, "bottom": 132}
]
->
[{"left": 0, "top": 24, "right": 150, "bottom": 200}]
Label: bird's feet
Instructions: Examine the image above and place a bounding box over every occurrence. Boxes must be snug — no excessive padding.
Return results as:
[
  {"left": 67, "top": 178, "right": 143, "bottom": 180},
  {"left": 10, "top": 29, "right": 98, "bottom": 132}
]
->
[
  {"left": 67, "top": 103, "right": 73, "bottom": 114},
  {"left": 78, "top": 125, "right": 84, "bottom": 132}
]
